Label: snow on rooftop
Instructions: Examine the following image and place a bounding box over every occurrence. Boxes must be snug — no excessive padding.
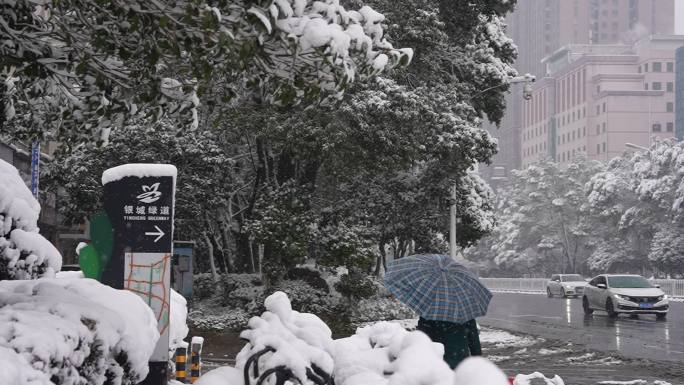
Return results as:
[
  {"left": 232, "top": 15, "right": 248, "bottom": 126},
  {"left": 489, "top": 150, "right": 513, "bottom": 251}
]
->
[{"left": 101, "top": 163, "right": 177, "bottom": 185}]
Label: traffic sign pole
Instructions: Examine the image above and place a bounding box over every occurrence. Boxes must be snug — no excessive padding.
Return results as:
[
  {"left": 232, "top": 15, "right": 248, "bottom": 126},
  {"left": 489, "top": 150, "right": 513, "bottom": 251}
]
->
[{"left": 101, "top": 164, "right": 177, "bottom": 385}]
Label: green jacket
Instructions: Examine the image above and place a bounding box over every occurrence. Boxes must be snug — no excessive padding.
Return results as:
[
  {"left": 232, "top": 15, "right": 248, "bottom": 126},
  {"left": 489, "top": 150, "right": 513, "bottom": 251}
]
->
[{"left": 416, "top": 317, "right": 482, "bottom": 369}]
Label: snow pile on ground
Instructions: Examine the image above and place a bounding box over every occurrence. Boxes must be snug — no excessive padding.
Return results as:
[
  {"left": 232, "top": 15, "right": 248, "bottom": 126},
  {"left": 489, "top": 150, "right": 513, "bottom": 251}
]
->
[
  {"left": 598, "top": 381, "right": 672, "bottom": 385},
  {"left": 514, "top": 372, "right": 565, "bottom": 385},
  {"left": 480, "top": 329, "right": 539, "bottom": 348},
  {"left": 0, "top": 159, "right": 61, "bottom": 280},
  {"left": 194, "top": 366, "right": 243, "bottom": 385},
  {"left": 0, "top": 278, "right": 159, "bottom": 385},
  {"left": 333, "top": 321, "right": 454, "bottom": 385},
  {"left": 170, "top": 288, "right": 190, "bottom": 354},
  {"left": 453, "top": 357, "right": 510, "bottom": 385}
]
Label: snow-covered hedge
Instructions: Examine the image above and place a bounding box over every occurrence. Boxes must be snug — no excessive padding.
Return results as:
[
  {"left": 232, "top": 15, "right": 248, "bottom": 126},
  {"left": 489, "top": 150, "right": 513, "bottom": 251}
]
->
[
  {"left": 0, "top": 159, "right": 61, "bottom": 280},
  {"left": 0, "top": 278, "right": 159, "bottom": 385}
]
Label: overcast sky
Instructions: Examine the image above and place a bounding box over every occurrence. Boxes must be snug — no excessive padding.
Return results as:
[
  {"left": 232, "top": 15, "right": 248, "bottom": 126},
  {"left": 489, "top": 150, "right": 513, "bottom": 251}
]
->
[{"left": 677, "top": 0, "right": 684, "bottom": 34}]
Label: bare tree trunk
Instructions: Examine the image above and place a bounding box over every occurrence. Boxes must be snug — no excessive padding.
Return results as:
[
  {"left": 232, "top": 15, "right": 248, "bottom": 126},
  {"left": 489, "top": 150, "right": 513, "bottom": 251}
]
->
[
  {"left": 258, "top": 243, "right": 264, "bottom": 277},
  {"left": 248, "top": 237, "right": 256, "bottom": 273},
  {"left": 374, "top": 242, "right": 386, "bottom": 276},
  {"left": 382, "top": 252, "right": 387, "bottom": 271},
  {"left": 220, "top": 218, "right": 234, "bottom": 273},
  {"left": 203, "top": 231, "right": 220, "bottom": 282}
]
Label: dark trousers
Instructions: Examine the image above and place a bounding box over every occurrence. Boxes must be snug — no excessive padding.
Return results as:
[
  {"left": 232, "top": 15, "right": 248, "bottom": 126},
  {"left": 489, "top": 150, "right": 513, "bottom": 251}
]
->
[{"left": 416, "top": 317, "right": 482, "bottom": 369}]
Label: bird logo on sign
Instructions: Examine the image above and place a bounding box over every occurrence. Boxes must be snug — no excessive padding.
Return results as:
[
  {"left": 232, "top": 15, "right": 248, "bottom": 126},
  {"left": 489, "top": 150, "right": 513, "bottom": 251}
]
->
[{"left": 137, "top": 183, "right": 162, "bottom": 203}]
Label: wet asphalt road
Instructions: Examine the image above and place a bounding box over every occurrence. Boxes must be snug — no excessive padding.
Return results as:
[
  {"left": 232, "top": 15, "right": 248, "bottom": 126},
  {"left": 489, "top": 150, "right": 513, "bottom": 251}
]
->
[{"left": 479, "top": 293, "right": 684, "bottom": 362}]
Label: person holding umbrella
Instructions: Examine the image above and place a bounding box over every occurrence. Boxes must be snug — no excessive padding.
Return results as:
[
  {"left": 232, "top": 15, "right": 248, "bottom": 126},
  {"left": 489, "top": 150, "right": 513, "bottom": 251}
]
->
[{"left": 384, "top": 253, "right": 491, "bottom": 369}]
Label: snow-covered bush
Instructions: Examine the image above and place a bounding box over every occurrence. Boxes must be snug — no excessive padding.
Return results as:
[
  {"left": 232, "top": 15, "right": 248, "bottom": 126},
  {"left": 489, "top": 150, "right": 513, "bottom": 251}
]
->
[
  {"left": 189, "top": 311, "right": 252, "bottom": 332},
  {"left": 220, "top": 274, "right": 263, "bottom": 307},
  {"left": 0, "top": 159, "right": 61, "bottom": 280},
  {"left": 193, "top": 273, "right": 219, "bottom": 300},
  {"left": 0, "top": 278, "right": 159, "bottom": 385},
  {"left": 335, "top": 270, "right": 377, "bottom": 303},
  {"left": 351, "top": 298, "right": 416, "bottom": 325},
  {"left": 285, "top": 267, "right": 330, "bottom": 293}
]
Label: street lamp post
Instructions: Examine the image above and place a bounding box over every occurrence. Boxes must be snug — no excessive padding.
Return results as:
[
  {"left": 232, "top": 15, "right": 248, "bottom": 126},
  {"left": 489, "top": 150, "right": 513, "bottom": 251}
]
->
[{"left": 449, "top": 73, "right": 536, "bottom": 259}]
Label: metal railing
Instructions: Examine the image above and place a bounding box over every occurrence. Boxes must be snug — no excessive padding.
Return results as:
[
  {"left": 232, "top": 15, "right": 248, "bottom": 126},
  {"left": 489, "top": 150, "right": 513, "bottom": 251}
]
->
[{"left": 480, "top": 278, "right": 684, "bottom": 298}]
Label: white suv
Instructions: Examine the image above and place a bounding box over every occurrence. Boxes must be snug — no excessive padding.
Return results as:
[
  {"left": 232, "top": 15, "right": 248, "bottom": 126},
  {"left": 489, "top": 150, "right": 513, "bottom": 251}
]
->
[
  {"left": 582, "top": 274, "right": 669, "bottom": 320},
  {"left": 546, "top": 274, "right": 587, "bottom": 298}
]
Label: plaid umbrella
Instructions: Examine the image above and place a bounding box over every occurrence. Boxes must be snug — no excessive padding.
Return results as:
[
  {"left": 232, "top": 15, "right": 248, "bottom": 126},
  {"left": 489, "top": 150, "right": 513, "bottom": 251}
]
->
[{"left": 384, "top": 254, "right": 492, "bottom": 324}]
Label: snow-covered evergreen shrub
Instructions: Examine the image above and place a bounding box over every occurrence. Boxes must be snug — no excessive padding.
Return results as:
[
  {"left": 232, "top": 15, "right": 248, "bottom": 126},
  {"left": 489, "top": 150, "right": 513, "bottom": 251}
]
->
[
  {"left": 285, "top": 266, "right": 330, "bottom": 293},
  {"left": 189, "top": 310, "right": 251, "bottom": 332},
  {"left": 351, "top": 298, "right": 416, "bottom": 324},
  {"left": 335, "top": 269, "right": 377, "bottom": 302},
  {"left": 220, "top": 274, "right": 262, "bottom": 306},
  {"left": 0, "top": 159, "right": 61, "bottom": 280},
  {"left": 193, "top": 273, "right": 218, "bottom": 300},
  {"left": 0, "top": 278, "right": 158, "bottom": 385},
  {"left": 252, "top": 279, "right": 339, "bottom": 317}
]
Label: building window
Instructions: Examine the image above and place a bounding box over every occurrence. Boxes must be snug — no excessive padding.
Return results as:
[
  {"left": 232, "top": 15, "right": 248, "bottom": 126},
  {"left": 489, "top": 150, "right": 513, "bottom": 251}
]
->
[
  {"left": 653, "top": 82, "right": 662, "bottom": 90},
  {"left": 602, "top": 142, "right": 606, "bottom": 152},
  {"left": 596, "top": 105, "right": 600, "bottom": 115},
  {"left": 597, "top": 144, "right": 601, "bottom": 154},
  {"left": 667, "top": 62, "right": 674, "bottom": 72},
  {"left": 603, "top": 102, "right": 606, "bottom": 112},
  {"left": 583, "top": 126, "right": 586, "bottom": 136},
  {"left": 653, "top": 62, "right": 662, "bottom": 72},
  {"left": 596, "top": 124, "right": 600, "bottom": 135},
  {"left": 667, "top": 122, "right": 674, "bottom": 132},
  {"left": 638, "top": 65, "right": 642, "bottom": 73},
  {"left": 667, "top": 102, "right": 673, "bottom": 112},
  {"left": 645, "top": 83, "right": 649, "bottom": 90},
  {"left": 596, "top": 85, "right": 601, "bottom": 94},
  {"left": 602, "top": 122, "right": 606, "bottom": 133},
  {"left": 652, "top": 123, "right": 662, "bottom": 132},
  {"left": 557, "top": 136, "right": 560, "bottom": 145},
  {"left": 667, "top": 82, "right": 674, "bottom": 92},
  {"left": 644, "top": 63, "right": 649, "bottom": 72},
  {"left": 572, "top": 131, "right": 576, "bottom": 140}
]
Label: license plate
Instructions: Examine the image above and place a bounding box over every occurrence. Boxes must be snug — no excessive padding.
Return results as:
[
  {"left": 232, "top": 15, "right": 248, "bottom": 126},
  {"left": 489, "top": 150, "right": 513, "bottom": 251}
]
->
[{"left": 639, "top": 303, "right": 653, "bottom": 309}]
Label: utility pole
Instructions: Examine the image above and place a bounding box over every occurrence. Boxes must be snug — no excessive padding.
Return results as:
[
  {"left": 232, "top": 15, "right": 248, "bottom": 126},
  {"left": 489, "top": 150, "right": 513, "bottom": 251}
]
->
[{"left": 450, "top": 73, "right": 536, "bottom": 259}]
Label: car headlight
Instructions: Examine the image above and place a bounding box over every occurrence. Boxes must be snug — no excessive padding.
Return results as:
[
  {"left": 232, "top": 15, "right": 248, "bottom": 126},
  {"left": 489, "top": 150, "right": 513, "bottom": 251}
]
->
[
  {"left": 657, "top": 295, "right": 667, "bottom": 301},
  {"left": 614, "top": 294, "right": 631, "bottom": 300}
]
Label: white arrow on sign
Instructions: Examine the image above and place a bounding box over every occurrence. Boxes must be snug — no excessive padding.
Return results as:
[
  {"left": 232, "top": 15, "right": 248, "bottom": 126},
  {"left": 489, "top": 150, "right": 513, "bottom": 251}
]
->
[{"left": 145, "top": 225, "right": 165, "bottom": 243}]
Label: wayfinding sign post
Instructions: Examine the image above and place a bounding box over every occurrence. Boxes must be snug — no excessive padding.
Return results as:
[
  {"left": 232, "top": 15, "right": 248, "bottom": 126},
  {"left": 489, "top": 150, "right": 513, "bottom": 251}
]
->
[{"left": 101, "top": 164, "right": 177, "bottom": 385}]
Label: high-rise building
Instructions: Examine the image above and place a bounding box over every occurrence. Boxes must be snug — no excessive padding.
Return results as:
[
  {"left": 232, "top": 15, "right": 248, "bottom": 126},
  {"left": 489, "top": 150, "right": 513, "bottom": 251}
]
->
[
  {"left": 520, "top": 35, "right": 683, "bottom": 168},
  {"left": 480, "top": 0, "right": 675, "bottom": 182},
  {"left": 677, "top": 46, "right": 684, "bottom": 140}
]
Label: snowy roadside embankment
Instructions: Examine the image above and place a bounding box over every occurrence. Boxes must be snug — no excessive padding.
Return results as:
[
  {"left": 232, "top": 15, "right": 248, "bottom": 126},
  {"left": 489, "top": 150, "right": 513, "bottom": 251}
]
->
[
  {"left": 0, "top": 159, "right": 62, "bottom": 280},
  {"left": 0, "top": 278, "right": 159, "bottom": 385}
]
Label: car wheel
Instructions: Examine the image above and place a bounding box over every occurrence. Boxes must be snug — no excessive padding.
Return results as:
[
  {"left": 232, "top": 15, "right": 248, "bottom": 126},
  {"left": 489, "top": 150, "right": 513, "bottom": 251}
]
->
[
  {"left": 605, "top": 299, "right": 618, "bottom": 318},
  {"left": 547, "top": 288, "right": 553, "bottom": 298},
  {"left": 583, "top": 296, "right": 593, "bottom": 315},
  {"left": 561, "top": 288, "right": 567, "bottom": 298},
  {"left": 656, "top": 313, "right": 667, "bottom": 321}
]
